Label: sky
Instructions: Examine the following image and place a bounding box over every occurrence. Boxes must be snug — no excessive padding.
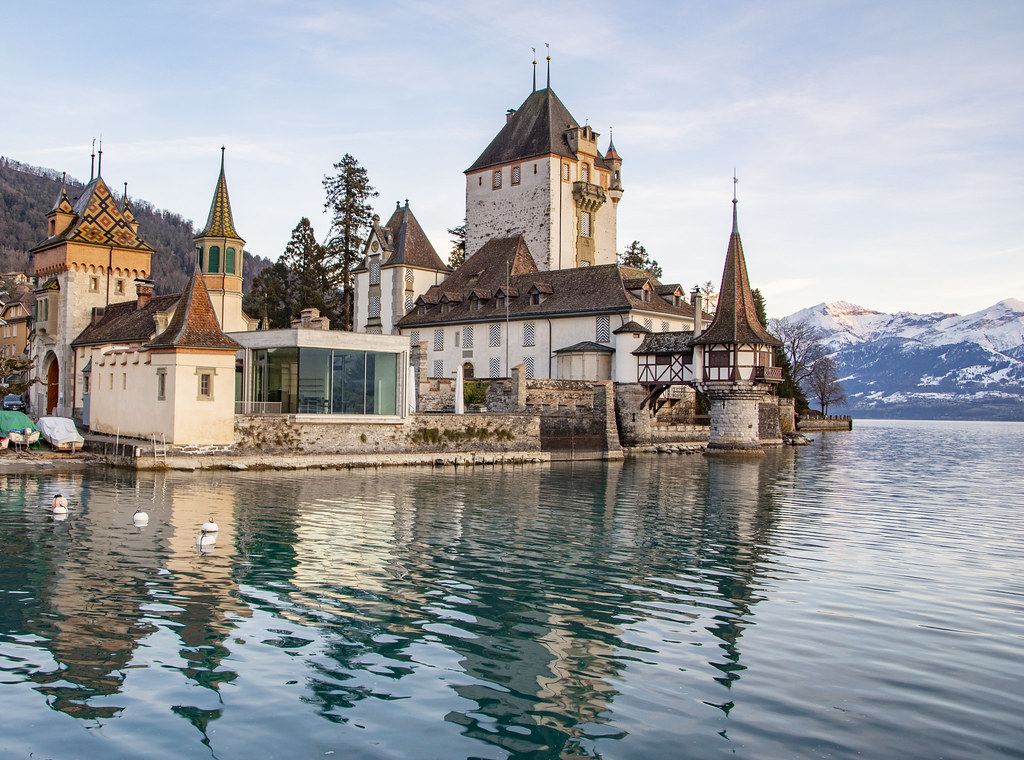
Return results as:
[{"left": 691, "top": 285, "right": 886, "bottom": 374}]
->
[{"left": 2, "top": 0, "right": 1022, "bottom": 318}]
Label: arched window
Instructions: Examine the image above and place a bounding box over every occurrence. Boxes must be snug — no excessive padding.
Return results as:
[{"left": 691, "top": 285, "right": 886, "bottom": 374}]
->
[
  {"left": 208, "top": 246, "right": 220, "bottom": 273},
  {"left": 225, "top": 247, "right": 236, "bottom": 274}
]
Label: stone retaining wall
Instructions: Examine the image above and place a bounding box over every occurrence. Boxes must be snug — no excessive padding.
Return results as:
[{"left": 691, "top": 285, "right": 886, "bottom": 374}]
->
[{"left": 798, "top": 415, "right": 853, "bottom": 431}]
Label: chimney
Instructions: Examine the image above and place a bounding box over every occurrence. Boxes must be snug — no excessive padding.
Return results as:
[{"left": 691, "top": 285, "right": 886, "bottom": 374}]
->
[
  {"left": 506, "top": 108, "right": 516, "bottom": 123},
  {"left": 135, "top": 278, "right": 154, "bottom": 310},
  {"left": 691, "top": 287, "right": 703, "bottom": 337}
]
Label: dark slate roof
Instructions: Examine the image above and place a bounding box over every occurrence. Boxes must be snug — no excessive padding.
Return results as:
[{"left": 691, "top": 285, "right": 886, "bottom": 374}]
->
[
  {"left": 50, "top": 182, "right": 73, "bottom": 214},
  {"left": 195, "top": 152, "right": 243, "bottom": 242},
  {"left": 399, "top": 249, "right": 696, "bottom": 328},
  {"left": 634, "top": 331, "right": 696, "bottom": 354},
  {"left": 72, "top": 294, "right": 181, "bottom": 347},
  {"left": 466, "top": 88, "right": 580, "bottom": 172},
  {"left": 613, "top": 320, "right": 649, "bottom": 334},
  {"left": 31, "top": 177, "right": 155, "bottom": 254},
  {"left": 553, "top": 341, "right": 616, "bottom": 354},
  {"left": 147, "top": 268, "right": 242, "bottom": 350},
  {"left": 695, "top": 201, "right": 781, "bottom": 347},
  {"left": 381, "top": 202, "right": 447, "bottom": 270}
]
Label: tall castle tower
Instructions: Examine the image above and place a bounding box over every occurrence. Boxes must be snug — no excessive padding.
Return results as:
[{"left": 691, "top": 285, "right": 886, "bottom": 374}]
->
[
  {"left": 194, "top": 149, "right": 251, "bottom": 332},
  {"left": 30, "top": 159, "right": 155, "bottom": 415},
  {"left": 464, "top": 84, "right": 623, "bottom": 271}
]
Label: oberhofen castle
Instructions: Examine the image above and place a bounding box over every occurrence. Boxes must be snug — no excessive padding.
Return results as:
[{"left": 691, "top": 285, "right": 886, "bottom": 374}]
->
[{"left": 28, "top": 75, "right": 784, "bottom": 461}]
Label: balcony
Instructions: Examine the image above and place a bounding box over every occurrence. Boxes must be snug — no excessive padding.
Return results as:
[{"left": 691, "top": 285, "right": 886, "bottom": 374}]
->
[
  {"left": 754, "top": 366, "right": 784, "bottom": 383},
  {"left": 572, "top": 181, "right": 607, "bottom": 212}
]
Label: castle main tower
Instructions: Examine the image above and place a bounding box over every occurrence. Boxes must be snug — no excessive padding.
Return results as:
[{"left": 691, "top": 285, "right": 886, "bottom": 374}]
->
[{"left": 464, "top": 85, "right": 623, "bottom": 271}]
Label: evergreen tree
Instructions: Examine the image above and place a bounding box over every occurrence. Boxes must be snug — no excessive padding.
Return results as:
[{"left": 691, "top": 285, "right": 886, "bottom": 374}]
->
[
  {"left": 281, "top": 217, "right": 338, "bottom": 321},
  {"left": 752, "top": 288, "right": 808, "bottom": 409},
  {"left": 447, "top": 220, "right": 466, "bottom": 269},
  {"left": 245, "top": 261, "right": 294, "bottom": 329},
  {"left": 618, "top": 240, "right": 662, "bottom": 279},
  {"left": 322, "top": 154, "right": 378, "bottom": 330}
]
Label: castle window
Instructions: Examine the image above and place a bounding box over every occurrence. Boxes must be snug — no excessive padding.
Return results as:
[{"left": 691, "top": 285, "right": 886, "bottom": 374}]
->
[
  {"left": 596, "top": 316, "right": 610, "bottom": 343},
  {"left": 115, "top": 279, "right": 125, "bottom": 295},
  {"left": 524, "top": 356, "right": 535, "bottom": 379},
  {"left": 369, "top": 296, "right": 380, "bottom": 318},
  {"left": 523, "top": 322, "right": 535, "bottom": 347},
  {"left": 208, "top": 246, "right": 220, "bottom": 273},
  {"left": 225, "top": 247, "right": 236, "bottom": 274},
  {"left": 489, "top": 357, "right": 501, "bottom": 378},
  {"left": 433, "top": 329, "right": 444, "bottom": 351},
  {"left": 405, "top": 295, "right": 414, "bottom": 312},
  {"left": 433, "top": 359, "right": 443, "bottom": 378},
  {"left": 455, "top": 331, "right": 460, "bottom": 348},
  {"left": 643, "top": 318, "right": 653, "bottom": 331},
  {"left": 580, "top": 211, "right": 592, "bottom": 238},
  {"left": 581, "top": 163, "right": 590, "bottom": 183},
  {"left": 197, "top": 246, "right": 204, "bottom": 270},
  {"left": 157, "top": 368, "right": 166, "bottom": 401},
  {"left": 122, "top": 373, "right": 127, "bottom": 390},
  {"left": 661, "top": 321, "right": 670, "bottom": 332},
  {"left": 562, "top": 163, "right": 570, "bottom": 181},
  {"left": 489, "top": 324, "right": 501, "bottom": 347},
  {"left": 405, "top": 270, "right": 414, "bottom": 283},
  {"left": 512, "top": 166, "right": 521, "bottom": 185},
  {"left": 479, "top": 176, "right": 482, "bottom": 186},
  {"left": 370, "top": 259, "right": 380, "bottom": 285},
  {"left": 534, "top": 163, "right": 538, "bottom": 174},
  {"left": 197, "top": 370, "right": 214, "bottom": 399},
  {"left": 464, "top": 326, "right": 474, "bottom": 348},
  {"left": 410, "top": 330, "right": 420, "bottom": 345},
  {"left": 83, "top": 374, "right": 90, "bottom": 395},
  {"left": 89, "top": 277, "right": 99, "bottom": 292},
  {"left": 492, "top": 169, "right": 502, "bottom": 189}
]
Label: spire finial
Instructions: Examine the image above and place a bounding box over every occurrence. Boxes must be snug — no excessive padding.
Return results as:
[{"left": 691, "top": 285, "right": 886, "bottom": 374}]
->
[
  {"left": 90, "top": 138, "right": 96, "bottom": 181},
  {"left": 124, "top": 181, "right": 128, "bottom": 199},
  {"left": 220, "top": 145, "right": 226, "bottom": 171},
  {"left": 532, "top": 47, "right": 537, "bottom": 92},
  {"left": 732, "top": 170, "right": 739, "bottom": 233},
  {"left": 545, "top": 43, "right": 551, "bottom": 89},
  {"left": 97, "top": 135, "right": 103, "bottom": 177}
]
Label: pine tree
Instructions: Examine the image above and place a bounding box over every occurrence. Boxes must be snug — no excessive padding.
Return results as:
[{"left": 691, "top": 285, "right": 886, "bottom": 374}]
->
[
  {"left": 447, "top": 220, "right": 466, "bottom": 269},
  {"left": 618, "top": 240, "right": 662, "bottom": 279},
  {"left": 322, "top": 155, "right": 378, "bottom": 330}
]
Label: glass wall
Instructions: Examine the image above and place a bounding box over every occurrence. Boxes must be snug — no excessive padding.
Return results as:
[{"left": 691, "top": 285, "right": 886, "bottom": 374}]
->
[{"left": 250, "top": 347, "right": 399, "bottom": 415}]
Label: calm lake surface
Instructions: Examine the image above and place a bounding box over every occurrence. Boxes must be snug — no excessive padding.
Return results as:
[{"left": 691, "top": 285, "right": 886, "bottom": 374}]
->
[{"left": 1, "top": 420, "right": 1022, "bottom": 759}]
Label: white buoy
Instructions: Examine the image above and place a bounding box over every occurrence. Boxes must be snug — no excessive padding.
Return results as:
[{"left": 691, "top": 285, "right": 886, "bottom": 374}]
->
[
  {"left": 196, "top": 532, "right": 217, "bottom": 552},
  {"left": 50, "top": 494, "right": 69, "bottom": 514},
  {"left": 200, "top": 521, "right": 219, "bottom": 535},
  {"left": 133, "top": 510, "right": 149, "bottom": 527},
  {"left": 52, "top": 511, "right": 68, "bottom": 522}
]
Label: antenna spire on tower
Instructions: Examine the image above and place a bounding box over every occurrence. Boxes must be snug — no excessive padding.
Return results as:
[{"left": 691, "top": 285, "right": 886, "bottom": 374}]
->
[
  {"left": 545, "top": 43, "right": 551, "bottom": 89},
  {"left": 532, "top": 47, "right": 537, "bottom": 92},
  {"left": 97, "top": 135, "right": 103, "bottom": 177},
  {"left": 220, "top": 145, "right": 226, "bottom": 170},
  {"left": 90, "top": 138, "right": 96, "bottom": 181}
]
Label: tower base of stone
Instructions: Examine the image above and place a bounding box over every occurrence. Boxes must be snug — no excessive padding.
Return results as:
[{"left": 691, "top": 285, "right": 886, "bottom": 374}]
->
[{"left": 703, "top": 384, "right": 768, "bottom": 457}]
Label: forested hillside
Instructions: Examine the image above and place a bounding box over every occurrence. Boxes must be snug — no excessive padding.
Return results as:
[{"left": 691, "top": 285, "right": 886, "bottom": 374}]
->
[{"left": 0, "top": 157, "right": 272, "bottom": 295}]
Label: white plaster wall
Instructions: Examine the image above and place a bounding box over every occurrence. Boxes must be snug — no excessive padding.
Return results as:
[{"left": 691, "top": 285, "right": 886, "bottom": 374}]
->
[
  {"left": 165, "top": 352, "right": 237, "bottom": 445},
  {"left": 353, "top": 269, "right": 367, "bottom": 331}
]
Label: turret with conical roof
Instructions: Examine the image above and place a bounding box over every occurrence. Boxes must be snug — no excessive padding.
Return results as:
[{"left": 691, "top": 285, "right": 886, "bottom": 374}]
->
[{"left": 194, "top": 149, "right": 252, "bottom": 332}]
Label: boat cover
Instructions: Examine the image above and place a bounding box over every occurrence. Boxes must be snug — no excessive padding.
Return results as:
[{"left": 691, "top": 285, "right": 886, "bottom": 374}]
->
[
  {"left": 36, "top": 417, "right": 85, "bottom": 448},
  {"left": 0, "top": 411, "right": 38, "bottom": 436}
]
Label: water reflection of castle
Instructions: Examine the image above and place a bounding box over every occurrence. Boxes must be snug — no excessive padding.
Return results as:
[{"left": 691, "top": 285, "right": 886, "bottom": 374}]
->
[{"left": 12, "top": 457, "right": 789, "bottom": 754}]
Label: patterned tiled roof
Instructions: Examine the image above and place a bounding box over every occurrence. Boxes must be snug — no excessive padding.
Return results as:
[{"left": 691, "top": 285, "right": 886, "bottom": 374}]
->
[
  {"left": 695, "top": 201, "right": 781, "bottom": 347},
  {"left": 147, "top": 268, "right": 241, "bottom": 350},
  {"left": 466, "top": 88, "right": 580, "bottom": 172},
  {"left": 31, "top": 177, "right": 155, "bottom": 254},
  {"left": 50, "top": 182, "right": 74, "bottom": 214},
  {"left": 195, "top": 153, "right": 243, "bottom": 242}
]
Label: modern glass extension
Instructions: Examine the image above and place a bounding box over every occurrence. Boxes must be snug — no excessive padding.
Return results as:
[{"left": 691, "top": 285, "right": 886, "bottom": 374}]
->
[{"left": 245, "top": 347, "right": 398, "bottom": 415}]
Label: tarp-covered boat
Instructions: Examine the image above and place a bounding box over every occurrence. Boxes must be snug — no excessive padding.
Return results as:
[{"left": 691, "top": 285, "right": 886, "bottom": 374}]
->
[{"left": 36, "top": 416, "right": 85, "bottom": 452}]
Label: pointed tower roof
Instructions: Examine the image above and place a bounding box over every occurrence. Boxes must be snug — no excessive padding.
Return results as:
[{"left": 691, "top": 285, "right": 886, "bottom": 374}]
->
[
  {"left": 195, "top": 149, "right": 243, "bottom": 242},
  {"left": 121, "top": 187, "right": 137, "bottom": 226},
  {"left": 381, "top": 202, "right": 447, "bottom": 270},
  {"left": 605, "top": 131, "right": 621, "bottom": 161},
  {"left": 49, "top": 179, "right": 74, "bottom": 214},
  {"left": 695, "top": 200, "right": 781, "bottom": 347},
  {"left": 466, "top": 88, "right": 579, "bottom": 173},
  {"left": 147, "top": 266, "right": 241, "bottom": 350},
  {"left": 31, "top": 177, "right": 155, "bottom": 253}
]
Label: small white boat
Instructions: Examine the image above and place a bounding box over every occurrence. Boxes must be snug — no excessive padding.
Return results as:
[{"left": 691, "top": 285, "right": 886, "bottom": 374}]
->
[
  {"left": 36, "top": 417, "right": 85, "bottom": 452},
  {"left": 7, "top": 429, "right": 40, "bottom": 446}
]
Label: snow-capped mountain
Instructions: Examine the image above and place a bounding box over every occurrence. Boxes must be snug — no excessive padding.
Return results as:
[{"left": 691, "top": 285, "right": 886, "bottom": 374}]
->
[{"left": 781, "top": 299, "right": 1024, "bottom": 420}]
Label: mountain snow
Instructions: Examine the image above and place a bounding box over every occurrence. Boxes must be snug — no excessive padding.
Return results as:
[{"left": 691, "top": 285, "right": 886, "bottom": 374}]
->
[{"left": 780, "top": 299, "right": 1024, "bottom": 420}]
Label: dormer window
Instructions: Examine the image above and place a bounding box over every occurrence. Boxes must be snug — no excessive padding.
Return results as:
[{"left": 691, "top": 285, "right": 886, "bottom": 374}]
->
[
  {"left": 496, "top": 294, "right": 506, "bottom": 310},
  {"left": 642, "top": 289, "right": 651, "bottom": 303}
]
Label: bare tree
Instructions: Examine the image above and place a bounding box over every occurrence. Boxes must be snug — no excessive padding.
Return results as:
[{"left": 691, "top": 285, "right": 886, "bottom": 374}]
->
[
  {"left": 770, "top": 316, "right": 826, "bottom": 386},
  {"left": 699, "top": 280, "right": 718, "bottom": 314},
  {"left": 805, "top": 356, "right": 847, "bottom": 414}
]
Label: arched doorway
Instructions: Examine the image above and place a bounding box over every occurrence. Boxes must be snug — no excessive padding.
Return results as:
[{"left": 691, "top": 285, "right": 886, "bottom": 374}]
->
[
  {"left": 45, "top": 354, "right": 59, "bottom": 415},
  {"left": 462, "top": 362, "right": 474, "bottom": 379}
]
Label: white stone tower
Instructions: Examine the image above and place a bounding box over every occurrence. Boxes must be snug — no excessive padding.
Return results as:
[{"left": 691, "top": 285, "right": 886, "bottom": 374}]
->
[{"left": 464, "top": 81, "right": 623, "bottom": 271}]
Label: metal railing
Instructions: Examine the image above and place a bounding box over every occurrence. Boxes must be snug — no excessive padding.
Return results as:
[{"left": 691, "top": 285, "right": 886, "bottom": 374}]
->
[{"left": 234, "top": 401, "right": 284, "bottom": 415}]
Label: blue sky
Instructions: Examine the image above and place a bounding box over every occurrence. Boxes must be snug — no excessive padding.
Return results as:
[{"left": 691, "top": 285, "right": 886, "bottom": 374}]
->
[{"left": 2, "top": 0, "right": 1021, "bottom": 317}]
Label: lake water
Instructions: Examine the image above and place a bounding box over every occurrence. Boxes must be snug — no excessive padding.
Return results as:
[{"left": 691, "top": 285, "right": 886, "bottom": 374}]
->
[{"left": 1, "top": 420, "right": 1022, "bottom": 759}]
